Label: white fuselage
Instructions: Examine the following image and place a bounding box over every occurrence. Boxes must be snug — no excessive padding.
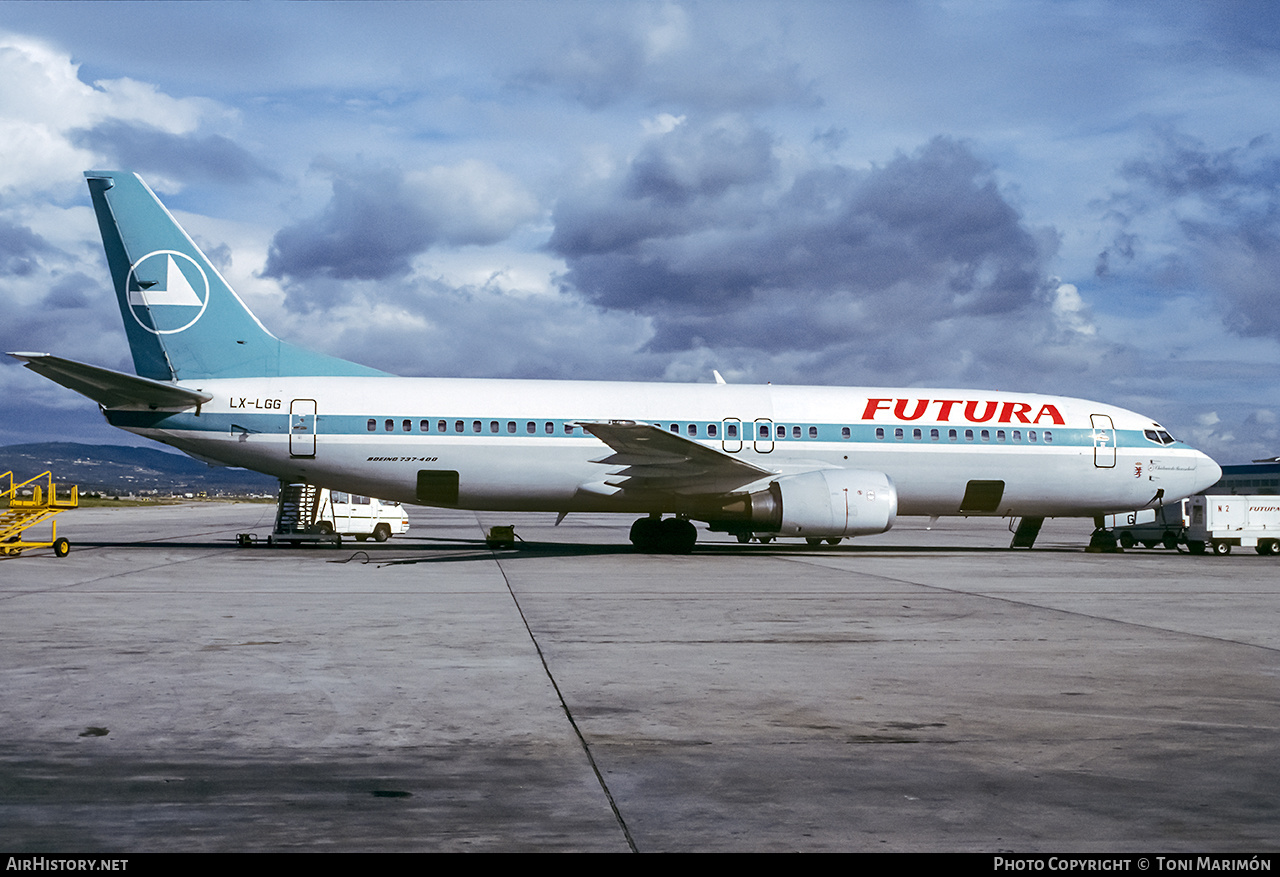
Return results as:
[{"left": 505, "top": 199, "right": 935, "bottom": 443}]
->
[{"left": 106, "top": 375, "right": 1220, "bottom": 521}]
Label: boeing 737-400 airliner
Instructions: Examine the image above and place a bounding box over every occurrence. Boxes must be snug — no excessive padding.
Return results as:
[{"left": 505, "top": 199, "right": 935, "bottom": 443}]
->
[{"left": 9, "top": 172, "right": 1222, "bottom": 551}]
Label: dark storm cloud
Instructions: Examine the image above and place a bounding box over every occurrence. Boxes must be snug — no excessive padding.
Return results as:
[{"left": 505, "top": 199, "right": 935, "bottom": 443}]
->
[
  {"left": 1121, "top": 133, "right": 1280, "bottom": 202},
  {"left": 0, "top": 216, "right": 55, "bottom": 277},
  {"left": 1103, "top": 131, "right": 1280, "bottom": 338},
  {"left": 514, "top": 13, "right": 817, "bottom": 111},
  {"left": 264, "top": 162, "right": 536, "bottom": 288},
  {"left": 551, "top": 132, "right": 1052, "bottom": 351},
  {"left": 69, "top": 120, "right": 275, "bottom": 184},
  {"left": 1177, "top": 0, "right": 1280, "bottom": 63},
  {"left": 266, "top": 167, "right": 436, "bottom": 284},
  {"left": 43, "top": 271, "right": 96, "bottom": 309}
]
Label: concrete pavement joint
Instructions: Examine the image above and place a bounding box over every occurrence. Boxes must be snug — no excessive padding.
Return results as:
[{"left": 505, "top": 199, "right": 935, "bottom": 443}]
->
[{"left": 485, "top": 515, "right": 639, "bottom": 853}]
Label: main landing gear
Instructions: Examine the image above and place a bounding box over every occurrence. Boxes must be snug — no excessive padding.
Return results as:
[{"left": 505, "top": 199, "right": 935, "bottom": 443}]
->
[{"left": 630, "top": 516, "right": 698, "bottom": 554}]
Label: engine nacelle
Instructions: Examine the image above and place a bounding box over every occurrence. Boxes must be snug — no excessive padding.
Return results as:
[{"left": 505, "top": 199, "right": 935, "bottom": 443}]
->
[{"left": 713, "top": 469, "right": 898, "bottom": 537}]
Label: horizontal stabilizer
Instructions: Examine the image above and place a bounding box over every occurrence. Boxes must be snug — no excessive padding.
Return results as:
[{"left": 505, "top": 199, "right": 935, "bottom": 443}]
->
[{"left": 9, "top": 353, "right": 213, "bottom": 411}]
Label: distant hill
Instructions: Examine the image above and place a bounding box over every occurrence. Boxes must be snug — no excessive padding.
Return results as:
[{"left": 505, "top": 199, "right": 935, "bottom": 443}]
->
[{"left": 0, "top": 443, "right": 277, "bottom": 496}]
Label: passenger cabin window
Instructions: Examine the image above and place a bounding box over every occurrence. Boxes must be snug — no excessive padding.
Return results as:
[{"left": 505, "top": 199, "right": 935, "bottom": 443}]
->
[
  {"left": 949, "top": 429, "right": 958, "bottom": 441},
  {"left": 385, "top": 419, "right": 394, "bottom": 432},
  {"left": 894, "top": 427, "right": 904, "bottom": 440},
  {"left": 438, "top": 420, "right": 446, "bottom": 433},
  {"left": 809, "top": 426, "right": 818, "bottom": 438},
  {"left": 489, "top": 421, "right": 499, "bottom": 433},
  {"left": 727, "top": 424, "right": 738, "bottom": 438},
  {"left": 1012, "top": 430, "right": 1022, "bottom": 442},
  {"left": 760, "top": 424, "right": 769, "bottom": 438},
  {"left": 1044, "top": 431, "right": 1054, "bottom": 443},
  {"left": 1029, "top": 430, "right": 1037, "bottom": 442},
  {"left": 930, "top": 428, "right": 940, "bottom": 441},
  {"left": 367, "top": 419, "right": 376, "bottom": 432},
  {"left": 564, "top": 424, "right": 575, "bottom": 434},
  {"left": 671, "top": 424, "right": 679, "bottom": 433},
  {"left": 777, "top": 425, "right": 786, "bottom": 439},
  {"left": 708, "top": 424, "right": 718, "bottom": 437},
  {"left": 965, "top": 429, "right": 974, "bottom": 441},
  {"left": 455, "top": 420, "right": 464, "bottom": 433},
  {"left": 545, "top": 422, "right": 554, "bottom": 434},
  {"left": 688, "top": 424, "right": 698, "bottom": 437},
  {"left": 472, "top": 420, "right": 481, "bottom": 433},
  {"left": 912, "top": 428, "right": 922, "bottom": 440},
  {"left": 403, "top": 419, "right": 412, "bottom": 432},
  {"left": 876, "top": 427, "right": 885, "bottom": 440},
  {"left": 841, "top": 427, "right": 851, "bottom": 439}
]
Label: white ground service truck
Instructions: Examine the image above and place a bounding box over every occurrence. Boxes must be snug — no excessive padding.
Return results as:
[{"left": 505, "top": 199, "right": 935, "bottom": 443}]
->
[
  {"left": 315, "top": 490, "right": 410, "bottom": 542},
  {"left": 1184, "top": 495, "right": 1280, "bottom": 556}
]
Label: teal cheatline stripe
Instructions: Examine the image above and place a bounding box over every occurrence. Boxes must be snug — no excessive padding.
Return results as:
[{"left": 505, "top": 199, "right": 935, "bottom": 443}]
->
[
  {"left": 104, "top": 408, "right": 1161, "bottom": 452},
  {"left": 85, "top": 171, "right": 388, "bottom": 382}
]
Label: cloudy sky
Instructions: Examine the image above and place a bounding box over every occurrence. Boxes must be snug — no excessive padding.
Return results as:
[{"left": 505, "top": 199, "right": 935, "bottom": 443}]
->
[{"left": 2, "top": 0, "right": 1279, "bottom": 464}]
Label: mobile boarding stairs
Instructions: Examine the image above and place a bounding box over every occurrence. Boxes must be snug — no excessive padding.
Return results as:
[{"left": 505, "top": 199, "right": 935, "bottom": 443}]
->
[{"left": 1, "top": 471, "right": 78, "bottom": 557}]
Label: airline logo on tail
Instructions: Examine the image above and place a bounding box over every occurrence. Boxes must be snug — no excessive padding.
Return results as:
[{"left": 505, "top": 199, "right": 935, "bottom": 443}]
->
[{"left": 126, "top": 250, "right": 209, "bottom": 334}]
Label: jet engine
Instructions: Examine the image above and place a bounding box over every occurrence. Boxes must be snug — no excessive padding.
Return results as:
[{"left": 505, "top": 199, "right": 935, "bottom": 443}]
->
[{"left": 709, "top": 468, "right": 897, "bottom": 538}]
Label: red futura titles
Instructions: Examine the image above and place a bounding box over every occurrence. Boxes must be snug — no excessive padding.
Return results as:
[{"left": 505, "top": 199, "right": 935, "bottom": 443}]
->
[{"left": 861, "top": 398, "right": 1067, "bottom": 425}]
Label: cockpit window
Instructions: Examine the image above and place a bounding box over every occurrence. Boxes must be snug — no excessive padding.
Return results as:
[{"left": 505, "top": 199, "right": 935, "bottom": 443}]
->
[{"left": 1143, "top": 429, "right": 1177, "bottom": 445}]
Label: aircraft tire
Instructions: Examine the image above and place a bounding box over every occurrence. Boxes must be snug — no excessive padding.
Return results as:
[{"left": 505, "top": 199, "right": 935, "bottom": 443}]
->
[
  {"left": 736, "top": 533, "right": 752, "bottom": 544},
  {"left": 806, "top": 537, "right": 823, "bottom": 547},
  {"left": 629, "top": 517, "right": 663, "bottom": 551},
  {"left": 659, "top": 517, "right": 697, "bottom": 554},
  {"left": 825, "top": 538, "right": 842, "bottom": 546}
]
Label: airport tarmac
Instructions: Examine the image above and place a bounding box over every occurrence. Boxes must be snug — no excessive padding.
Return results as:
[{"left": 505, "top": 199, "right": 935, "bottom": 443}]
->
[{"left": 1, "top": 503, "right": 1277, "bottom": 852}]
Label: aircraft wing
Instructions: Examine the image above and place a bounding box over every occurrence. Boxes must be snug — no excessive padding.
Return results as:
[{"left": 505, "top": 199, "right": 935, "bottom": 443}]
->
[
  {"left": 8, "top": 352, "right": 212, "bottom": 411},
  {"left": 578, "top": 420, "right": 773, "bottom": 496}
]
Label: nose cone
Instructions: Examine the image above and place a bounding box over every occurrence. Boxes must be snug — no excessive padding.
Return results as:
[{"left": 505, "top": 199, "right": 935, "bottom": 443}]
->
[{"left": 1194, "top": 451, "right": 1223, "bottom": 494}]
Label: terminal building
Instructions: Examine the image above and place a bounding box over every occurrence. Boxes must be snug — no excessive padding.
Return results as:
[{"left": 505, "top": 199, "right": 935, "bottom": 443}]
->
[{"left": 1203, "top": 460, "right": 1280, "bottom": 495}]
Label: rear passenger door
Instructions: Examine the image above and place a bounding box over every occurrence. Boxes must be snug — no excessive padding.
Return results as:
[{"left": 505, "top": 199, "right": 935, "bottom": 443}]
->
[{"left": 290, "top": 399, "right": 316, "bottom": 458}]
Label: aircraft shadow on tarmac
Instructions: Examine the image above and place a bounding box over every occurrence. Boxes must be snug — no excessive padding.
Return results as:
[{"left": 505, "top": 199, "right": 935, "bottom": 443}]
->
[{"left": 70, "top": 536, "right": 1090, "bottom": 565}]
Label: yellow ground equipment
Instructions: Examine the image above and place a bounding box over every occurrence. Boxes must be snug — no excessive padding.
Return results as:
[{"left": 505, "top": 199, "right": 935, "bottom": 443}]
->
[{"left": 1, "top": 471, "right": 78, "bottom": 557}]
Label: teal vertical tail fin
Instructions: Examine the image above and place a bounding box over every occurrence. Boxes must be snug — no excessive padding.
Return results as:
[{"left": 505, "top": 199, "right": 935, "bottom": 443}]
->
[{"left": 85, "top": 171, "right": 385, "bottom": 381}]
